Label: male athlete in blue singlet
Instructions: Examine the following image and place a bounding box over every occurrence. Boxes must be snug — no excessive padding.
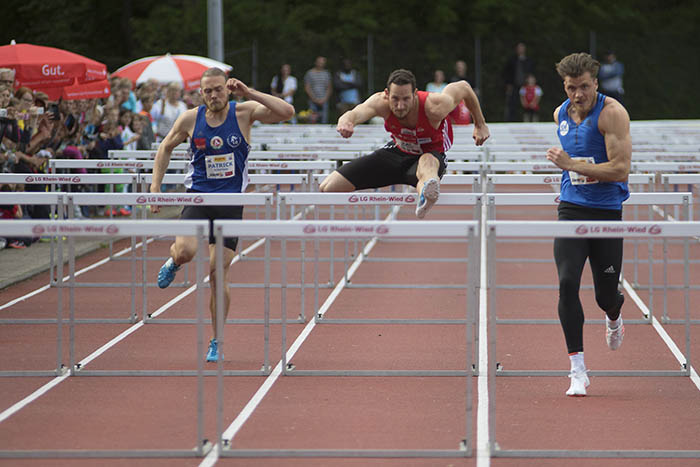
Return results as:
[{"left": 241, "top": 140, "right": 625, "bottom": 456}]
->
[
  {"left": 546, "top": 53, "right": 632, "bottom": 396},
  {"left": 150, "top": 68, "right": 294, "bottom": 362}
]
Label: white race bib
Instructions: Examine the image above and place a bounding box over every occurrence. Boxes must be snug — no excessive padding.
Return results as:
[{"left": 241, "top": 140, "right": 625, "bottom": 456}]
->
[
  {"left": 570, "top": 157, "right": 598, "bottom": 185},
  {"left": 205, "top": 153, "right": 235, "bottom": 179},
  {"left": 395, "top": 138, "right": 422, "bottom": 155}
]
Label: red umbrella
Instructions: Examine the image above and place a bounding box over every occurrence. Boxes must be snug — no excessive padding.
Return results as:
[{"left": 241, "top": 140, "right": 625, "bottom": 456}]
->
[
  {"left": 0, "top": 40, "right": 107, "bottom": 90},
  {"left": 33, "top": 79, "right": 112, "bottom": 101},
  {"left": 112, "top": 53, "right": 232, "bottom": 91}
]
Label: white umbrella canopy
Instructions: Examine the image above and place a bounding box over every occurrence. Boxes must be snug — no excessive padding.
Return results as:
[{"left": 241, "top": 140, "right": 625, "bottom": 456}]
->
[{"left": 112, "top": 53, "right": 233, "bottom": 90}]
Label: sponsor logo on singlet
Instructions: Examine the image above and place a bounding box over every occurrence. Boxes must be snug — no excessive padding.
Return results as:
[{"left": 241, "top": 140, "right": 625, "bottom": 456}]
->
[
  {"left": 228, "top": 134, "right": 241, "bottom": 147},
  {"left": 210, "top": 136, "right": 223, "bottom": 149},
  {"left": 559, "top": 120, "right": 569, "bottom": 136}
]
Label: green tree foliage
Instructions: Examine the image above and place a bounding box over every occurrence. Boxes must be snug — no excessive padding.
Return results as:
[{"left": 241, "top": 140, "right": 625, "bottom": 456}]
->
[{"left": 1, "top": 0, "right": 698, "bottom": 120}]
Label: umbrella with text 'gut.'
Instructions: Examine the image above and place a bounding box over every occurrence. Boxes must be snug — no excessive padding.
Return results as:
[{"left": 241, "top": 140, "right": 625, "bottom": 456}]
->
[{"left": 0, "top": 40, "right": 107, "bottom": 90}]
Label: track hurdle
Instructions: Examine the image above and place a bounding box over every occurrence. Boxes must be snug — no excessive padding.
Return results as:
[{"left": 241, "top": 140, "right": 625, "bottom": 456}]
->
[
  {"left": 277, "top": 192, "right": 482, "bottom": 326},
  {"left": 0, "top": 219, "right": 213, "bottom": 459},
  {"left": 0, "top": 191, "right": 66, "bottom": 290},
  {"left": 212, "top": 219, "right": 478, "bottom": 459},
  {"left": 486, "top": 220, "right": 700, "bottom": 459},
  {"left": 66, "top": 193, "right": 274, "bottom": 332},
  {"left": 485, "top": 192, "right": 693, "bottom": 325}
]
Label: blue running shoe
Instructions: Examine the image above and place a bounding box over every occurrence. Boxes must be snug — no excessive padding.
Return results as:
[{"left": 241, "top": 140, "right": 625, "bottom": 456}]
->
[
  {"left": 415, "top": 177, "right": 440, "bottom": 219},
  {"left": 157, "top": 257, "right": 181, "bottom": 289},
  {"left": 206, "top": 338, "right": 223, "bottom": 362}
]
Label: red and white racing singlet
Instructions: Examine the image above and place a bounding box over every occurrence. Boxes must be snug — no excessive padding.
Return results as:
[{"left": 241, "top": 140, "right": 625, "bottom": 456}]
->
[{"left": 384, "top": 91, "right": 453, "bottom": 154}]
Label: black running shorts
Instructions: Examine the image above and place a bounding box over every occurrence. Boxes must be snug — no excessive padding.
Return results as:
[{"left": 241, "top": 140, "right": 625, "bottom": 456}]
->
[
  {"left": 180, "top": 199, "right": 244, "bottom": 251},
  {"left": 336, "top": 143, "right": 447, "bottom": 190}
]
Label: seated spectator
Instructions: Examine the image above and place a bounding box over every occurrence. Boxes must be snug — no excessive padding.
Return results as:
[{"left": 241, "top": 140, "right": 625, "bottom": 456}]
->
[{"left": 0, "top": 183, "right": 30, "bottom": 249}]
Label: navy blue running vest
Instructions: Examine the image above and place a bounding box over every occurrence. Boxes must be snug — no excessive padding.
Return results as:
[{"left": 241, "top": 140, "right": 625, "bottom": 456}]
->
[{"left": 185, "top": 103, "right": 250, "bottom": 193}]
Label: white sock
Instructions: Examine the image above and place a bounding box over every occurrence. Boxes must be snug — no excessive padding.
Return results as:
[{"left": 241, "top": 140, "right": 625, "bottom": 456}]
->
[
  {"left": 606, "top": 315, "right": 621, "bottom": 329},
  {"left": 569, "top": 352, "right": 585, "bottom": 373}
]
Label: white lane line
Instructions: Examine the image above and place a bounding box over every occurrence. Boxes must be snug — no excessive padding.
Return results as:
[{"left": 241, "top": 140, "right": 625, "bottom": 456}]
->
[
  {"left": 200, "top": 237, "right": 379, "bottom": 467},
  {"left": 200, "top": 208, "right": 394, "bottom": 467},
  {"left": 476, "top": 200, "right": 490, "bottom": 467},
  {"left": 0, "top": 239, "right": 263, "bottom": 425},
  {"left": 622, "top": 278, "right": 700, "bottom": 391},
  {"left": 1, "top": 238, "right": 154, "bottom": 311}
]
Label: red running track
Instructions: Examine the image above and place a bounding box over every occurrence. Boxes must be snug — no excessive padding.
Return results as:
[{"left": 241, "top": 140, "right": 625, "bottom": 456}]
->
[{"left": 0, "top": 188, "right": 698, "bottom": 467}]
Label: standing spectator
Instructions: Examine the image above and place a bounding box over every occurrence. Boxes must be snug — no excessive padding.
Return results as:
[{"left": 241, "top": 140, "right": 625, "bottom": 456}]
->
[
  {"left": 448, "top": 62, "right": 473, "bottom": 125},
  {"left": 426, "top": 69, "right": 447, "bottom": 93},
  {"left": 450, "top": 60, "right": 469, "bottom": 84},
  {"left": 503, "top": 42, "right": 535, "bottom": 122},
  {"left": 598, "top": 51, "right": 624, "bottom": 105},
  {"left": 134, "top": 114, "right": 155, "bottom": 151},
  {"left": 334, "top": 58, "right": 361, "bottom": 115},
  {"left": 304, "top": 56, "right": 332, "bottom": 124},
  {"left": 0, "top": 68, "right": 15, "bottom": 88},
  {"left": 271, "top": 63, "right": 298, "bottom": 123},
  {"left": 138, "top": 93, "right": 156, "bottom": 136},
  {"left": 519, "top": 73, "right": 543, "bottom": 122},
  {"left": 152, "top": 82, "right": 187, "bottom": 141}
]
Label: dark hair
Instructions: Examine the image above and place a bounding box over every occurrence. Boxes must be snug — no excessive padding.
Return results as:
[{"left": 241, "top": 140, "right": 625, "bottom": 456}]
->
[
  {"left": 555, "top": 53, "right": 600, "bottom": 79},
  {"left": 386, "top": 69, "right": 416, "bottom": 91}
]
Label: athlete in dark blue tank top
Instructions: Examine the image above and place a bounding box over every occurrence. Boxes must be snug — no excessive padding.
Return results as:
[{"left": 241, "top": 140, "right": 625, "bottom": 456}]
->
[
  {"left": 149, "top": 69, "right": 294, "bottom": 363},
  {"left": 546, "top": 53, "right": 632, "bottom": 397}
]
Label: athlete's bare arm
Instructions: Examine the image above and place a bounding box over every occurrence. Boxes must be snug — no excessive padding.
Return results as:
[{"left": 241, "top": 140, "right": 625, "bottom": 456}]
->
[
  {"left": 336, "top": 92, "right": 388, "bottom": 138},
  {"left": 425, "top": 80, "right": 490, "bottom": 146},
  {"left": 228, "top": 78, "right": 295, "bottom": 132},
  {"left": 546, "top": 100, "right": 631, "bottom": 182},
  {"left": 149, "top": 109, "right": 197, "bottom": 212}
]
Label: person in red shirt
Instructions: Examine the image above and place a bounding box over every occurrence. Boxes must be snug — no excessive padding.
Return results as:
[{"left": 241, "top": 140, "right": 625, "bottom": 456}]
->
[
  {"left": 519, "top": 73, "right": 543, "bottom": 122},
  {"left": 320, "top": 69, "right": 489, "bottom": 218}
]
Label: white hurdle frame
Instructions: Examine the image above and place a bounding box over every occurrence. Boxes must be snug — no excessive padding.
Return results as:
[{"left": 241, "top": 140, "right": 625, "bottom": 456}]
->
[
  {"left": 486, "top": 192, "right": 693, "bottom": 326},
  {"left": 486, "top": 220, "right": 700, "bottom": 459},
  {"left": 278, "top": 192, "right": 482, "bottom": 326},
  {"left": 0, "top": 219, "right": 212, "bottom": 458},
  {"left": 212, "top": 219, "right": 478, "bottom": 459},
  {"left": 66, "top": 193, "right": 277, "bottom": 337}
]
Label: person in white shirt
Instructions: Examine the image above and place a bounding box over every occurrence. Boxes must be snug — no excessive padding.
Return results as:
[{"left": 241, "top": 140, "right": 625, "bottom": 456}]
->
[
  {"left": 151, "top": 82, "right": 188, "bottom": 141},
  {"left": 270, "top": 63, "right": 297, "bottom": 123}
]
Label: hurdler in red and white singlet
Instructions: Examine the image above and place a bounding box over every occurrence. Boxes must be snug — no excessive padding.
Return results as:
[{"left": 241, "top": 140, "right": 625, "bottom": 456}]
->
[{"left": 383, "top": 91, "right": 454, "bottom": 154}]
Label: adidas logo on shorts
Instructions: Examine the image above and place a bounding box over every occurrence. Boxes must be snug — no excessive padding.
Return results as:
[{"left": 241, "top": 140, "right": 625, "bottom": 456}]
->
[{"left": 604, "top": 265, "right": 616, "bottom": 274}]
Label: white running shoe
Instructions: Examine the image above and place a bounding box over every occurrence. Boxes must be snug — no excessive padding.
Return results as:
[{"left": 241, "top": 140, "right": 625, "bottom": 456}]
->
[
  {"left": 566, "top": 369, "right": 590, "bottom": 396},
  {"left": 415, "top": 178, "right": 440, "bottom": 219},
  {"left": 606, "top": 316, "right": 625, "bottom": 350}
]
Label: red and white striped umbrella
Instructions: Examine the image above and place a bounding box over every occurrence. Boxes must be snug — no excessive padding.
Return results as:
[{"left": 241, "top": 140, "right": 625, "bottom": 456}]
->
[{"left": 112, "top": 53, "right": 233, "bottom": 91}]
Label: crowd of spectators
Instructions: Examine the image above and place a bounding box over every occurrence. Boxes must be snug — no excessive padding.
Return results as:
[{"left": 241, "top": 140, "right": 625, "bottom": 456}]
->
[{"left": 0, "top": 67, "right": 201, "bottom": 249}]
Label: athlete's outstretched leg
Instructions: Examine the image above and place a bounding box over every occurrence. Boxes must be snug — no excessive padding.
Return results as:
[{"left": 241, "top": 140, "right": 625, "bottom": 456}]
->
[
  {"left": 415, "top": 153, "right": 440, "bottom": 219},
  {"left": 319, "top": 171, "right": 356, "bottom": 192}
]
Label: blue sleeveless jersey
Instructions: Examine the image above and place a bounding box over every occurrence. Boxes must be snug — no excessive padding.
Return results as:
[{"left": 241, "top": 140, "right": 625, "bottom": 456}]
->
[
  {"left": 556, "top": 93, "right": 629, "bottom": 210},
  {"left": 185, "top": 103, "right": 250, "bottom": 193}
]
